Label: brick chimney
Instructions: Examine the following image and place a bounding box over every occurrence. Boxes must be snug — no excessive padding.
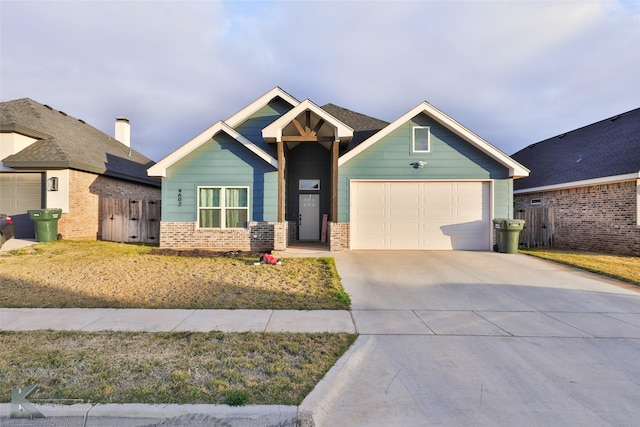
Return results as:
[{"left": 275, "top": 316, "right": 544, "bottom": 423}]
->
[{"left": 115, "top": 117, "right": 130, "bottom": 147}]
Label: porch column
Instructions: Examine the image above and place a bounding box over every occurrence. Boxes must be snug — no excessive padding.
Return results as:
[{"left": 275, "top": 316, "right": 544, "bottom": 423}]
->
[
  {"left": 277, "top": 141, "right": 285, "bottom": 222},
  {"left": 331, "top": 140, "right": 339, "bottom": 221}
]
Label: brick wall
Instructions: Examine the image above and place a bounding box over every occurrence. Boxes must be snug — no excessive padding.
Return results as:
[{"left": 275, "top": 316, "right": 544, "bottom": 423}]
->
[
  {"left": 57, "top": 170, "right": 160, "bottom": 240},
  {"left": 160, "top": 221, "right": 287, "bottom": 252},
  {"left": 329, "top": 222, "right": 350, "bottom": 251},
  {"left": 514, "top": 180, "right": 639, "bottom": 256}
]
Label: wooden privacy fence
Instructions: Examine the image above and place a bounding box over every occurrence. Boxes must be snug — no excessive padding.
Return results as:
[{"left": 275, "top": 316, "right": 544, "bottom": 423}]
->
[
  {"left": 515, "top": 206, "right": 555, "bottom": 248},
  {"left": 101, "top": 198, "right": 160, "bottom": 243}
]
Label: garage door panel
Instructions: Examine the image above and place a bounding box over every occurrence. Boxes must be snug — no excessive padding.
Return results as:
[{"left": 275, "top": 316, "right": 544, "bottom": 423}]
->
[{"left": 351, "top": 181, "right": 490, "bottom": 250}]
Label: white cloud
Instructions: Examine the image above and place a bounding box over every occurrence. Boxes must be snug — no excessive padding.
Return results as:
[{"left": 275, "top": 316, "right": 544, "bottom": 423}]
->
[{"left": 1, "top": 0, "right": 638, "bottom": 160}]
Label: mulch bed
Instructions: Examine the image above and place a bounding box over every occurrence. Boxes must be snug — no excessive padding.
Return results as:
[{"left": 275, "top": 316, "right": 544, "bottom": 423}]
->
[{"left": 149, "top": 248, "right": 268, "bottom": 259}]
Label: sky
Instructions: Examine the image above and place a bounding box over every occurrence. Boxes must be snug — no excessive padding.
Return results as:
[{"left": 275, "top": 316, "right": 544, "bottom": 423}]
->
[{"left": 1, "top": 0, "right": 639, "bottom": 162}]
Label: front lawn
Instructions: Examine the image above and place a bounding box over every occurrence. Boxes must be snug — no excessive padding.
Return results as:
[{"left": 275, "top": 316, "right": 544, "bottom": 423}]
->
[
  {"left": 520, "top": 248, "right": 640, "bottom": 285},
  {"left": 0, "top": 330, "right": 356, "bottom": 405},
  {"left": 0, "top": 240, "right": 350, "bottom": 309}
]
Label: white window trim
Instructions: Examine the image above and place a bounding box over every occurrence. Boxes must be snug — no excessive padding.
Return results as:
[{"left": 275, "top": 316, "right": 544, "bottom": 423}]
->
[
  {"left": 197, "top": 186, "right": 250, "bottom": 229},
  {"left": 412, "top": 126, "right": 430, "bottom": 153}
]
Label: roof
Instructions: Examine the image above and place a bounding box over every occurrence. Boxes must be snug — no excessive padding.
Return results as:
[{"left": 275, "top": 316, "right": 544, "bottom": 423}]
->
[
  {"left": 1, "top": 98, "right": 159, "bottom": 186},
  {"left": 338, "top": 101, "right": 530, "bottom": 178},
  {"left": 262, "top": 99, "right": 354, "bottom": 143},
  {"left": 321, "top": 103, "right": 389, "bottom": 150},
  {"left": 512, "top": 107, "right": 640, "bottom": 191}
]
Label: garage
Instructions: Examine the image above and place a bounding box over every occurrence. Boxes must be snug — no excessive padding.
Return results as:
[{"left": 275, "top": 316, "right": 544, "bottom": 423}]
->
[
  {"left": 0, "top": 173, "right": 43, "bottom": 238},
  {"left": 350, "top": 180, "right": 491, "bottom": 250}
]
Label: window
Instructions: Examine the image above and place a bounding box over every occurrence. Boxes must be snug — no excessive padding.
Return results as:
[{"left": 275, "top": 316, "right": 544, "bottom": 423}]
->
[
  {"left": 530, "top": 198, "right": 542, "bottom": 206},
  {"left": 299, "top": 179, "right": 320, "bottom": 190},
  {"left": 413, "top": 126, "right": 430, "bottom": 153},
  {"left": 198, "top": 187, "right": 248, "bottom": 228}
]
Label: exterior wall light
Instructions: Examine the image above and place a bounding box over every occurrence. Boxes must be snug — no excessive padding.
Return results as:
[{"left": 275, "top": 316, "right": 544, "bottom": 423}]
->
[{"left": 48, "top": 177, "right": 59, "bottom": 191}]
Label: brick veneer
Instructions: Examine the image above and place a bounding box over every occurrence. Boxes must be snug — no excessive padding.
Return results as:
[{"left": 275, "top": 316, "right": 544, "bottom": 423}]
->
[
  {"left": 514, "top": 180, "right": 639, "bottom": 256},
  {"left": 160, "top": 221, "right": 288, "bottom": 251},
  {"left": 329, "top": 222, "right": 350, "bottom": 251},
  {"left": 57, "top": 170, "right": 160, "bottom": 240}
]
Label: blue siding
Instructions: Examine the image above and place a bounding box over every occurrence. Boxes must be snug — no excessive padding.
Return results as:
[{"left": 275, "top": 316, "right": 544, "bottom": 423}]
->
[
  {"left": 234, "top": 98, "right": 293, "bottom": 156},
  {"left": 338, "top": 113, "right": 512, "bottom": 221},
  {"left": 162, "top": 132, "right": 277, "bottom": 223}
]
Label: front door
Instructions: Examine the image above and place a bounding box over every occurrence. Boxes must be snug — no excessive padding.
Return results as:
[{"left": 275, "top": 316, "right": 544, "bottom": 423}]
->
[{"left": 299, "top": 194, "right": 320, "bottom": 240}]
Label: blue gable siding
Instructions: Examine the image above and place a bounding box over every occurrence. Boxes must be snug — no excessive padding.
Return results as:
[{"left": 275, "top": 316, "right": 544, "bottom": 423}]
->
[
  {"left": 162, "top": 132, "right": 277, "bottom": 223},
  {"left": 338, "top": 113, "right": 513, "bottom": 221},
  {"left": 234, "top": 98, "right": 294, "bottom": 156}
]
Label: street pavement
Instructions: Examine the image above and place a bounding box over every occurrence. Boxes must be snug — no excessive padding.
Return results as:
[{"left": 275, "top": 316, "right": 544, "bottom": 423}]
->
[{"left": 2, "top": 247, "right": 640, "bottom": 426}]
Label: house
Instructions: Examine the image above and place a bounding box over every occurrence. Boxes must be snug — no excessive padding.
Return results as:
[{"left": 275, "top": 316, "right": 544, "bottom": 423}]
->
[
  {"left": 0, "top": 98, "right": 160, "bottom": 240},
  {"left": 511, "top": 108, "right": 640, "bottom": 256},
  {"left": 148, "top": 87, "right": 529, "bottom": 251}
]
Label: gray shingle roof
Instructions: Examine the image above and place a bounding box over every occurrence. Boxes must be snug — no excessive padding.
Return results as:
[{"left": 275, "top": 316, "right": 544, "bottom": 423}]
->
[
  {"left": 321, "top": 103, "right": 389, "bottom": 152},
  {"left": 1, "top": 98, "right": 159, "bottom": 186},
  {"left": 512, "top": 107, "right": 640, "bottom": 190}
]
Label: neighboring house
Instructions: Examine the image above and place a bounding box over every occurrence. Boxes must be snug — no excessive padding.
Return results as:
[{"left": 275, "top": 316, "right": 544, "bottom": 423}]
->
[
  {"left": 1, "top": 98, "right": 160, "bottom": 239},
  {"left": 148, "top": 87, "right": 529, "bottom": 251},
  {"left": 511, "top": 108, "right": 640, "bottom": 256}
]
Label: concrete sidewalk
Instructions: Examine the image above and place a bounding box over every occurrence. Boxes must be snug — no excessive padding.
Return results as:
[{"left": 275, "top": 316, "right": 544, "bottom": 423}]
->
[{"left": 0, "top": 308, "right": 355, "bottom": 333}]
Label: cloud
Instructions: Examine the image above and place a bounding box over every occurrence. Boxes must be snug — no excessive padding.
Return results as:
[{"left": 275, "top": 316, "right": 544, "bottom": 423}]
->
[{"left": 1, "top": 0, "right": 638, "bottom": 161}]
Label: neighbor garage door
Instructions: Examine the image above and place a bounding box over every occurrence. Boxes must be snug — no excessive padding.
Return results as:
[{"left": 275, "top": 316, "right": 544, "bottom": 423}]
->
[
  {"left": 0, "top": 173, "right": 43, "bottom": 238},
  {"left": 350, "top": 181, "right": 491, "bottom": 250}
]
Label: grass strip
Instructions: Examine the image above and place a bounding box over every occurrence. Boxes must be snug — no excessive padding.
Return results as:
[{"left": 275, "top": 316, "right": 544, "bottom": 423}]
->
[
  {"left": 0, "top": 330, "right": 357, "bottom": 405},
  {"left": 0, "top": 241, "right": 350, "bottom": 309},
  {"left": 520, "top": 248, "right": 640, "bottom": 285}
]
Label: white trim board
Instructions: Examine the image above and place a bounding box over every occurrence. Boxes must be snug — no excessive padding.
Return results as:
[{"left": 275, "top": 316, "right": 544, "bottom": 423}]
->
[{"left": 514, "top": 172, "right": 640, "bottom": 194}]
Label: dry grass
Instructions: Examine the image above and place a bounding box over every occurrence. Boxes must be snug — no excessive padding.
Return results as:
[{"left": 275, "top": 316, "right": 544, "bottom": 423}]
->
[
  {"left": 0, "top": 330, "right": 356, "bottom": 405},
  {"left": 0, "top": 240, "right": 350, "bottom": 309},
  {"left": 520, "top": 248, "right": 640, "bottom": 285}
]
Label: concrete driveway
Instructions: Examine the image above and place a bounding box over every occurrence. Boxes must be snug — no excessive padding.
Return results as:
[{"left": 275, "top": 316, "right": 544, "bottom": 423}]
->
[{"left": 302, "top": 251, "right": 640, "bottom": 426}]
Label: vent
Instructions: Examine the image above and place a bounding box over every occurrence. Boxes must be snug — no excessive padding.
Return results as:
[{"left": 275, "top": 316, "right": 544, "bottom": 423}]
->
[
  {"left": 78, "top": 119, "right": 86, "bottom": 124},
  {"left": 558, "top": 133, "right": 566, "bottom": 139},
  {"left": 610, "top": 115, "right": 621, "bottom": 122},
  {"left": 59, "top": 111, "right": 67, "bottom": 116},
  {"left": 44, "top": 105, "right": 53, "bottom": 110}
]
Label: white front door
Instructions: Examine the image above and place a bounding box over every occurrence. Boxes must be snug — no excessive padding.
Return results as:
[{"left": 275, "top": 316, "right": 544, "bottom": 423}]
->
[{"left": 299, "top": 194, "right": 320, "bottom": 240}]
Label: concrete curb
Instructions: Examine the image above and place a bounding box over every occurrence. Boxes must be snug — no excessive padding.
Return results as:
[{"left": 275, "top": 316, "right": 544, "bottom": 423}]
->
[
  {"left": 0, "top": 403, "right": 298, "bottom": 426},
  {"left": 297, "top": 336, "right": 372, "bottom": 426}
]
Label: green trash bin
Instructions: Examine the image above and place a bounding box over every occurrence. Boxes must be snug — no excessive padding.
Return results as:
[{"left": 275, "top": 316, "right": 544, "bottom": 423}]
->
[
  {"left": 27, "top": 209, "right": 63, "bottom": 242},
  {"left": 495, "top": 219, "right": 525, "bottom": 254},
  {"left": 493, "top": 218, "right": 506, "bottom": 252}
]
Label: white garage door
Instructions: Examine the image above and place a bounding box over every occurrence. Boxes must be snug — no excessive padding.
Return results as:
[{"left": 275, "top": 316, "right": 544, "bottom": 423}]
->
[{"left": 350, "top": 181, "right": 491, "bottom": 250}]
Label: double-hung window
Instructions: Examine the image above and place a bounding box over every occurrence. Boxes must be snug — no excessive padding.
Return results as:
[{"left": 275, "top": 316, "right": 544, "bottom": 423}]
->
[
  {"left": 413, "top": 126, "right": 430, "bottom": 153},
  {"left": 198, "top": 186, "right": 249, "bottom": 228}
]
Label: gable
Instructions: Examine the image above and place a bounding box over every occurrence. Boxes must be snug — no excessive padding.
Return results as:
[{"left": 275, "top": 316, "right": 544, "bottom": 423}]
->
[
  {"left": 148, "top": 88, "right": 298, "bottom": 177},
  {"left": 339, "top": 101, "right": 529, "bottom": 178},
  {"left": 262, "top": 99, "right": 354, "bottom": 144},
  {"left": 339, "top": 112, "right": 510, "bottom": 180}
]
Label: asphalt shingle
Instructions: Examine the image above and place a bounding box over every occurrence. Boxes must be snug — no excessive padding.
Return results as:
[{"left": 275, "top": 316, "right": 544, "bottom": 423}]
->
[
  {"left": 1, "top": 98, "right": 159, "bottom": 186},
  {"left": 512, "top": 107, "right": 640, "bottom": 190}
]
